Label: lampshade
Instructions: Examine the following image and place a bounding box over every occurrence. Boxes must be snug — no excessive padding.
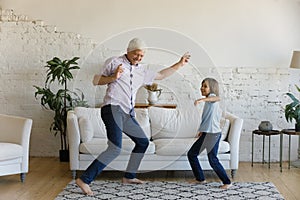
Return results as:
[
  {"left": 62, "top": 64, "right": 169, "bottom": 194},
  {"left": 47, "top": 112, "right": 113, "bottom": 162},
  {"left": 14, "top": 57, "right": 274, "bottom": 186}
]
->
[{"left": 290, "top": 51, "right": 300, "bottom": 69}]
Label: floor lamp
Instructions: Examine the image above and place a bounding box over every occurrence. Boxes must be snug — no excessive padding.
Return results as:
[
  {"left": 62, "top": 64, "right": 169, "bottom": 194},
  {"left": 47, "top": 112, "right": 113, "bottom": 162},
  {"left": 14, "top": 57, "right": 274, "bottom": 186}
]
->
[{"left": 290, "top": 50, "right": 300, "bottom": 168}]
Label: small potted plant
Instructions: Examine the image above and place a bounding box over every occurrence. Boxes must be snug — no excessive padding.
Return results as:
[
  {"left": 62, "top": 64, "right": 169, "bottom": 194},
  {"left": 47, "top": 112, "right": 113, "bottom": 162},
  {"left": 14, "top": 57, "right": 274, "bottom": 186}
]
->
[
  {"left": 144, "top": 83, "right": 162, "bottom": 104},
  {"left": 285, "top": 85, "right": 300, "bottom": 131}
]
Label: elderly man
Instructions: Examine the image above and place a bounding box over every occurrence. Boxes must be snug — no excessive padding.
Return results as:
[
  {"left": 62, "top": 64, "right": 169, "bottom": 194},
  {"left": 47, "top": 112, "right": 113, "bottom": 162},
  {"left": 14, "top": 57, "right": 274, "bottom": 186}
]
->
[{"left": 76, "top": 38, "right": 190, "bottom": 195}]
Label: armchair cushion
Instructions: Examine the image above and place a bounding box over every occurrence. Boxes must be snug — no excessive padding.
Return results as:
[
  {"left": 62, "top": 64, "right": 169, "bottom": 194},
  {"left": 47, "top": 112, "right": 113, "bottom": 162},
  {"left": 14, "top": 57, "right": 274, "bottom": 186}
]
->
[{"left": 0, "top": 143, "right": 23, "bottom": 161}]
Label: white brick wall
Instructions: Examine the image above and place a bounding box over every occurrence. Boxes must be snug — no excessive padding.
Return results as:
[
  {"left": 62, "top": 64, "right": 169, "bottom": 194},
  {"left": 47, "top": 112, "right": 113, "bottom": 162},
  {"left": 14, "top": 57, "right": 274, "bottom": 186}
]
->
[
  {"left": 0, "top": 9, "right": 299, "bottom": 162},
  {"left": 0, "top": 9, "right": 96, "bottom": 156}
]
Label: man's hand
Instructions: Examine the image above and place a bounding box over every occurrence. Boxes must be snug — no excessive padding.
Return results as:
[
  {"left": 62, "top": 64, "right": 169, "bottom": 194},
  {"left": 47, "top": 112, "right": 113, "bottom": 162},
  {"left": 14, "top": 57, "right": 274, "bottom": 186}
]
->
[
  {"left": 155, "top": 52, "right": 191, "bottom": 80},
  {"left": 113, "top": 64, "right": 123, "bottom": 79},
  {"left": 93, "top": 64, "right": 124, "bottom": 85},
  {"left": 179, "top": 52, "right": 191, "bottom": 66}
]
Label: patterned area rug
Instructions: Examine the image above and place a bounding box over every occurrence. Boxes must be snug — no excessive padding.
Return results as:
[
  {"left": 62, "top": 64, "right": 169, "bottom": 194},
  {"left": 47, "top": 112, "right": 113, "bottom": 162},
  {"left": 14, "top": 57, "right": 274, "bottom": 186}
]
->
[{"left": 55, "top": 180, "right": 284, "bottom": 200}]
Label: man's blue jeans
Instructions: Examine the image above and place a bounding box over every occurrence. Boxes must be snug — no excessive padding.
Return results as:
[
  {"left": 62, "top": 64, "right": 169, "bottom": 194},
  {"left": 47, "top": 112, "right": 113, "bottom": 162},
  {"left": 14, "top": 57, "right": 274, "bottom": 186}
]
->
[
  {"left": 187, "top": 132, "right": 231, "bottom": 184},
  {"left": 80, "top": 105, "right": 149, "bottom": 184}
]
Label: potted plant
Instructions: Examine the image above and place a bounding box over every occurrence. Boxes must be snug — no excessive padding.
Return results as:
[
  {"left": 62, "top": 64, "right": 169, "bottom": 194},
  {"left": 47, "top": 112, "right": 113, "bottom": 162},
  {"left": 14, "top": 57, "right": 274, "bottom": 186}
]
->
[
  {"left": 285, "top": 85, "right": 300, "bottom": 131},
  {"left": 34, "top": 56, "right": 88, "bottom": 162},
  {"left": 144, "top": 83, "right": 162, "bottom": 105}
]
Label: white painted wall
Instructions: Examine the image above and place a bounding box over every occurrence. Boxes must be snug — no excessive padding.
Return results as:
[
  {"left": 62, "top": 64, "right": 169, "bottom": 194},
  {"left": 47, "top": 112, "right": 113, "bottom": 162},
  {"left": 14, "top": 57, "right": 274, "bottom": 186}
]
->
[
  {"left": 1, "top": 0, "right": 300, "bottom": 67},
  {"left": 1, "top": 1, "right": 300, "bottom": 163}
]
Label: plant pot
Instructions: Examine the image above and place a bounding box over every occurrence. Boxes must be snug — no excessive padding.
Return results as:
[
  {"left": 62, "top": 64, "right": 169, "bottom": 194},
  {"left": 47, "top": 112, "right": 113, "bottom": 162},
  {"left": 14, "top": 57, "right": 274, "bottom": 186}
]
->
[
  {"left": 295, "top": 123, "right": 300, "bottom": 132},
  {"left": 59, "top": 149, "right": 69, "bottom": 162}
]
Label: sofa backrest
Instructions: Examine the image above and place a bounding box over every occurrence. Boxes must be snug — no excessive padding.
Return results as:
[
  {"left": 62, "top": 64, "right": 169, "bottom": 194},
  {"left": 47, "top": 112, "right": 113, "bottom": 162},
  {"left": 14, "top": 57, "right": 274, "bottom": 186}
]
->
[
  {"left": 148, "top": 106, "right": 231, "bottom": 141},
  {"left": 74, "top": 107, "right": 151, "bottom": 140},
  {"left": 74, "top": 106, "right": 234, "bottom": 142}
]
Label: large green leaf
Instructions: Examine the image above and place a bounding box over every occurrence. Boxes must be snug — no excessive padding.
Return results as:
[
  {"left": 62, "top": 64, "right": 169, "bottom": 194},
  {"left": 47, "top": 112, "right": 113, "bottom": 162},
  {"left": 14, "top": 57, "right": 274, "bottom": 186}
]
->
[{"left": 284, "top": 87, "right": 300, "bottom": 124}]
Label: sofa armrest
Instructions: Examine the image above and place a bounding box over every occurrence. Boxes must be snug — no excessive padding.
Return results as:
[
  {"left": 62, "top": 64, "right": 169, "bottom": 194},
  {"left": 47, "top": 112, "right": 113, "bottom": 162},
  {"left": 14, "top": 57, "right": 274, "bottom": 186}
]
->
[
  {"left": 67, "top": 110, "right": 80, "bottom": 170},
  {"left": 225, "top": 112, "right": 243, "bottom": 170}
]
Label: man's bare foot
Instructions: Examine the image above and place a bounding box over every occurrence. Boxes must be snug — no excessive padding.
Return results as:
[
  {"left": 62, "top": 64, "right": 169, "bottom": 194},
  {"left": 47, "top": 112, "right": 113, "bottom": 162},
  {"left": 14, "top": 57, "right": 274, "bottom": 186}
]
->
[
  {"left": 76, "top": 178, "right": 94, "bottom": 195},
  {"left": 122, "top": 177, "right": 145, "bottom": 184},
  {"left": 220, "top": 183, "right": 232, "bottom": 189},
  {"left": 188, "top": 179, "right": 207, "bottom": 184}
]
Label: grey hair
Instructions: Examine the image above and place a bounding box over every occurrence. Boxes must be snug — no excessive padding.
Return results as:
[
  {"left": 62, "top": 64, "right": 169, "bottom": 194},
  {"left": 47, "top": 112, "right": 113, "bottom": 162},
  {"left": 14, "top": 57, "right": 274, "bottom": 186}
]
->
[
  {"left": 202, "top": 78, "right": 219, "bottom": 96},
  {"left": 127, "top": 38, "right": 147, "bottom": 52}
]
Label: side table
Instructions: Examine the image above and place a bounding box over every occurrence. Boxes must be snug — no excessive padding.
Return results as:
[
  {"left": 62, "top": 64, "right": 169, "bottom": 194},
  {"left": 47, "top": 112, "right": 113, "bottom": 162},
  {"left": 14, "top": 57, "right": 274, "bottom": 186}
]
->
[
  {"left": 252, "top": 130, "right": 281, "bottom": 169},
  {"left": 280, "top": 129, "right": 300, "bottom": 172}
]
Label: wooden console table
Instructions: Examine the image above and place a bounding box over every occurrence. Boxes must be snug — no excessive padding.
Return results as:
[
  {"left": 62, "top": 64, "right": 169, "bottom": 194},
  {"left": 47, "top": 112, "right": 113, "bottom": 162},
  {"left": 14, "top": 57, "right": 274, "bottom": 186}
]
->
[{"left": 135, "top": 103, "right": 177, "bottom": 109}]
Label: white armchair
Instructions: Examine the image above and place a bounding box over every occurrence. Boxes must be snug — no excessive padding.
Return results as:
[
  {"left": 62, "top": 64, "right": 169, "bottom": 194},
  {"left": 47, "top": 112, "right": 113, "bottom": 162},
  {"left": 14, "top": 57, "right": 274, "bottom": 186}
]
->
[{"left": 0, "top": 114, "right": 32, "bottom": 182}]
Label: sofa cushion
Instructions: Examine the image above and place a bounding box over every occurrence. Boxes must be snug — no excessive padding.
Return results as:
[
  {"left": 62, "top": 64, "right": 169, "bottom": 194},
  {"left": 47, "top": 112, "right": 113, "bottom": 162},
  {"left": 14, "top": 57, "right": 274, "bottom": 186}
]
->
[
  {"left": 149, "top": 106, "right": 200, "bottom": 139},
  {"left": 220, "top": 118, "right": 230, "bottom": 141},
  {"left": 149, "top": 107, "right": 179, "bottom": 139},
  {"left": 123, "top": 108, "right": 151, "bottom": 139},
  {"left": 0, "top": 143, "right": 23, "bottom": 161},
  {"left": 79, "top": 138, "right": 155, "bottom": 155},
  {"left": 75, "top": 107, "right": 106, "bottom": 138},
  {"left": 78, "top": 117, "right": 94, "bottom": 142},
  {"left": 154, "top": 138, "right": 230, "bottom": 156}
]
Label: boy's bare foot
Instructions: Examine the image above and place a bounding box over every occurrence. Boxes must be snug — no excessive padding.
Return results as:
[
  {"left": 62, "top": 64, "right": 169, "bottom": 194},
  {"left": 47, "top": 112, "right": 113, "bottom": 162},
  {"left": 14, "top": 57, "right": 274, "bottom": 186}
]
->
[
  {"left": 188, "top": 179, "right": 207, "bottom": 184},
  {"left": 122, "top": 177, "right": 145, "bottom": 184},
  {"left": 76, "top": 178, "right": 94, "bottom": 195},
  {"left": 220, "top": 183, "right": 232, "bottom": 189}
]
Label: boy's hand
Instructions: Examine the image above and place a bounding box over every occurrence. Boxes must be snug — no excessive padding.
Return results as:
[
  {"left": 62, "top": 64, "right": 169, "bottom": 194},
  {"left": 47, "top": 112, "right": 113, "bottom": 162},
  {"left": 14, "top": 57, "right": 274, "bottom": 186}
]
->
[
  {"left": 194, "top": 96, "right": 220, "bottom": 105},
  {"left": 194, "top": 98, "right": 204, "bottom": 106},
  {"left": 197, "top": 132, "right": 203, "bottom": 137}
]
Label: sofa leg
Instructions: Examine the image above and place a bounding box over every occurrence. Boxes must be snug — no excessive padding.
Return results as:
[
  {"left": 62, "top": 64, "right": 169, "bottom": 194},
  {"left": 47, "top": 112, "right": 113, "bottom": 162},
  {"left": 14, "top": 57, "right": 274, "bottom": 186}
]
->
[
  {"left": 231, "top": 169, "right": 237, "bottom": 179},
  {"left": 20, "top": 173, "right": 26, "bottom": 183},
  {"left": 71, "top": 170, "right": 77, "bottom": 179}
]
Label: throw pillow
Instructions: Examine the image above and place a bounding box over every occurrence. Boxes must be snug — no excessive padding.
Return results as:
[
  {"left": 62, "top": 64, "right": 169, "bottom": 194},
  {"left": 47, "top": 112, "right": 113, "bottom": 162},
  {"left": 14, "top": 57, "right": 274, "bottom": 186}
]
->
[
  {"left": 74, "top": 107, "right": 106, "bottom": 138},
  {"left": 78, "top": 117, "right": 94, "bottom": 142},
  {"left": 220, "top": 118, "right": 230, "bottom": 141},
  {"left": 135, "top": 108, "right": 151, "bottom": 139},
  {"left": 148, "top": 107, "right": 179, "bottom": 139}
]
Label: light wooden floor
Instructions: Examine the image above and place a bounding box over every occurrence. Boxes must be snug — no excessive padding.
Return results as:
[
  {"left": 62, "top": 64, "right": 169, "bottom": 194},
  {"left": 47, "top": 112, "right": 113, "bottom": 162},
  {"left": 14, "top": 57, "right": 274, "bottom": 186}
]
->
[{"left": 0, "top": 157, "right": 299, "bottom": 200}]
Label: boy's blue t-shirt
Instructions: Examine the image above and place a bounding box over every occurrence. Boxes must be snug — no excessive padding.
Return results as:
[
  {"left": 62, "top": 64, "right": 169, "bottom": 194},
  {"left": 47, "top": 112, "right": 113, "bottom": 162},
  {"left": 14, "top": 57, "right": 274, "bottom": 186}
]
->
[{"left": 198, "top": 93, "right": 222, "bottom": 134}]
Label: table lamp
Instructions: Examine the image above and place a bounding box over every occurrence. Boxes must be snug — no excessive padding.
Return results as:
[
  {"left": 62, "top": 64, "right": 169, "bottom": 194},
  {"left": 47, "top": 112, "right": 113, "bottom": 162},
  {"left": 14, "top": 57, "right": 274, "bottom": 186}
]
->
[
  {"left": 289, "top": 50, "right": 300, "bottom": 168},
  {"left": 290, "top": 51, "right": 300, "bottom": 69}
]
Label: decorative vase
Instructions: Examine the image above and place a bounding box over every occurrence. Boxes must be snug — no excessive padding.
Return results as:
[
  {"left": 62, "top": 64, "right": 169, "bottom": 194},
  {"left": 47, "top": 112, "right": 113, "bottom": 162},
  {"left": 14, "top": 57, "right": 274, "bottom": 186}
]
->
[
  {"left": 258, "top": 121, "right": 273, "bottom": 131},
  {"left": 147, "top": 90, "right": 161, "bottom": 105}
]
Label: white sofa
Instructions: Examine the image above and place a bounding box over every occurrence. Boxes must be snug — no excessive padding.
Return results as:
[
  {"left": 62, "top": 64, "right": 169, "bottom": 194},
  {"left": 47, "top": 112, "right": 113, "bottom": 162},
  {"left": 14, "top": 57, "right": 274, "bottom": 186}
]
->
[
  {"left": 67, "top": 106, "right": 243, "bottom": 179},
  {"left": 0, "top": 114, "right": 33, "bottom": 182}
]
